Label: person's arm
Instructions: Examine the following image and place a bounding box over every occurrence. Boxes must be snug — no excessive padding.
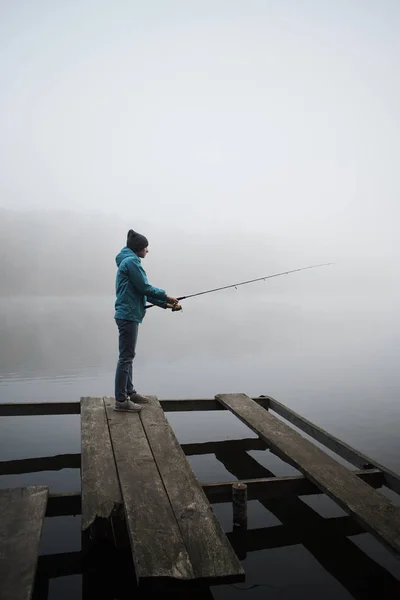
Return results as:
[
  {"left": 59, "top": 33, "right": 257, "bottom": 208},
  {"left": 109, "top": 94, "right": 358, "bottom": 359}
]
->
[
  {"left": 125, "top": 258, "right": 167, "bottom": 301},
  {"left": 146, "top": 294, "right": 168, "bottom": 309}
]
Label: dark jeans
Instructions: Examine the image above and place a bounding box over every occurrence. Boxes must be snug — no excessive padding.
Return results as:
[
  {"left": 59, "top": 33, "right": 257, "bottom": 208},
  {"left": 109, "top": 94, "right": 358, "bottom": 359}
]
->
[{"left": 115, "top": 319, "right": 139, "bottom": 402}]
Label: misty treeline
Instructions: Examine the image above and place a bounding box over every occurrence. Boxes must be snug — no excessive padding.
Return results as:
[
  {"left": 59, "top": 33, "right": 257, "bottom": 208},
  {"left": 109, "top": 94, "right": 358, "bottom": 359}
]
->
[
  {"left": 0, "top": 209, "right": 285, "bottom": 297},
  {"left": 0, "top": 209, "right": 121, "bottom": 296},
  {"left": 2, "top": 208, "right": 386, "bottom": 299}
]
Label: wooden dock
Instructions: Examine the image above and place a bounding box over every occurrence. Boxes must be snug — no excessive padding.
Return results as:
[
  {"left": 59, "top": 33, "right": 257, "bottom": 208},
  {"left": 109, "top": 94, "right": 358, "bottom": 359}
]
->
[
  {"left": 81, "top": 395, "right": 243, "bottom": 583},
  {"left": 1, "top": 393, "right": 400, "bottom": 599},
  {"left": 0, "top": 487, "right": 48, "bottom": 600}
]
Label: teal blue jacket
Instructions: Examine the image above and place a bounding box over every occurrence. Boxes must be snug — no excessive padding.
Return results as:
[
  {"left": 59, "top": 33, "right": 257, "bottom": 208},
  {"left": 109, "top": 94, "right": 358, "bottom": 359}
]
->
[{"left": 114, "top": 247, "right": 167, "bottom": 323}]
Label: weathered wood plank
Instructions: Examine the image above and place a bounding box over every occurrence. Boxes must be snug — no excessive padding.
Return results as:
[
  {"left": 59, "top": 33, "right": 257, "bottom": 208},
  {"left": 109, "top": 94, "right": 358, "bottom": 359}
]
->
[
  {"left": 139, "top": 396, "right": 244, "bottom": 583},
  {"left": 0, "top": 402, "right": 80, "bottom": 416},
  {"left": 104, "top": 398, "right": 195, "bottom": 582},
  {"left": 203, "top": 468, "right": 384, "bottom": 503},
  {"left": 0, "top": 399, "right": 224, "bottom": 416},
  {"left": 216, "top": 393, "right": 400, "bottom": 558},
  {"left": 255, "top": 395, "right": 400, "bottom": 494},
  {"left": 160, "top": 399, "right": 225, "bottom": 412},
  {"left": 0, "top": 453, "right": 80, "bottom": 476},
  {"left": 0, "top": 486, "right": 48, "bottom": 600},
  {"left": 80, "top": 397, "right": 122, "bottom": 540}
]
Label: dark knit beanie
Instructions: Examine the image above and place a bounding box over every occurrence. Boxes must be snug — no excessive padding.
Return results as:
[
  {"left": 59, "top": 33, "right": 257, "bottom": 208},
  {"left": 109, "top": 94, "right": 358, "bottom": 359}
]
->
[{"left": 126, "top": 229, "right": 149, "bottom": 252}]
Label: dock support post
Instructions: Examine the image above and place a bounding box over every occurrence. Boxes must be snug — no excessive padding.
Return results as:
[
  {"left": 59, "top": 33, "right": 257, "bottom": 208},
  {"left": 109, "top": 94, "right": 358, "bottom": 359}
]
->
[
  {"left": 231, "top": 482, "right": 248, "bottom": 560},
  {"left": 232, "top": 482, "right": 248, "bottom": 529}
]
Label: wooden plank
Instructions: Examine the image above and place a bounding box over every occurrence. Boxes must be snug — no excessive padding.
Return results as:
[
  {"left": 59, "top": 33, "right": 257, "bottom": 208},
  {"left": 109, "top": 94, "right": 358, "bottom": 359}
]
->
[
  {"left": 216, "top": 393, "right": 400, "bottom": 558},
  {"left": 255, "top": 395, "right": 400, "bottom": 495},
  {"left": 0, "top": 399, "right": 222, "bottom": 416},
  {"left": 0, "top": 402, "right": 80, "bottom": 416},
  {"left": 182, "top": 437, "right": 266, "bottom": 456},
  {"left": 104, "top": 398, "right": 195, "bottom": 582},
  {"left": 0, "top": 454, "right": 80, "bottom": 476},
  {"left": 160, "top": 399, "right": 224, "bottom": 412},
  {"left": 0, "top": 486, "right": 48, "bottom": 600},
  {"left": 80, "top": 397, "right": 122, "bottom": 540},
  {"left": 138, "top": 396, "right": 245, "bottom": 583},
  {"left": 203, "top": 468, "right": 384, "bottom": 503}
]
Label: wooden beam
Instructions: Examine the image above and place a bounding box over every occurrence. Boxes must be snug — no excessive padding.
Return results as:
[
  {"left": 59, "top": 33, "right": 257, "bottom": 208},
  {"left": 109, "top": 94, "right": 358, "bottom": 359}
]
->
[
  {"left": 0, "top": 486, "right": 48, "bottom": 600},
  {"left": 0, "top": 402, "right": 80, "bottom": 416},
  {"left": 0, "top": 399, "right": 224, "bottom": 417},
  {"left": 0, "top": 438, "right": 265, "bottom": 478},
  {"left": 138, "top": 396, "right": 244, "bottom": 584},
  {"left": 0, "top": 453, "right": 80, "bottom": 476},
  {"left": 181, "top": 437, "right": 267, "bottom": 456},
  {"left": 202, "top": 468, "right": 384, "bottom": 503},
  {"left": 0, "top": 397, "right": 256, "bottom": 416},
  {"left": 216, "top": 393, "right": 400, "bottom": 559},
  {"left": 38, "top": 468, "right": 384, "bottom": 518},
  {"left": 256, "top": 396, "right": 400, "bottom": 495},
  {"left": 160, "top": 399, "right": 225, "bottom": 412}
]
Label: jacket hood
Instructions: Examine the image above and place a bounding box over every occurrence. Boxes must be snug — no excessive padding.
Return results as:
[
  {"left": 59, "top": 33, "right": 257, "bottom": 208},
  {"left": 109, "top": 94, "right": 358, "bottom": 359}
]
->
[{"left": 115, "top": 246, "right": 138, "bottom": 267}]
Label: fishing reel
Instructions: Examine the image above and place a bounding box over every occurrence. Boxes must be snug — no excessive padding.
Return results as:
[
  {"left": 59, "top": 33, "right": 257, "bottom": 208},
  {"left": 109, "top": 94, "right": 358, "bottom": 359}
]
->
[{"left": 169, "top": 303, "right": 183, "bottom": 312}]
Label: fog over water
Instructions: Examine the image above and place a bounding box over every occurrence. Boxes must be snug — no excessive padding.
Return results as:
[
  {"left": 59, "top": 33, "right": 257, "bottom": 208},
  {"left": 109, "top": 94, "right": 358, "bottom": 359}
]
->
[{"left": 1, "top": 2, "right": 399, "bottom": 598}]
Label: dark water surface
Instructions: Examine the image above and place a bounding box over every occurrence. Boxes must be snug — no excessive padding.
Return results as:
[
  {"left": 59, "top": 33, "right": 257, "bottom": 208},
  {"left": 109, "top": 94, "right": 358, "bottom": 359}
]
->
[{"left": 1, "top": 291, "right": 399, "bottom": 599}]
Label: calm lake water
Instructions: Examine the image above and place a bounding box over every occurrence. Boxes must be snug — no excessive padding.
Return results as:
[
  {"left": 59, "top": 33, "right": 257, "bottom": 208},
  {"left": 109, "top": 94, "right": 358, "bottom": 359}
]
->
[{"left": 1, "top": 285, "right": 399, "bottom": 599}]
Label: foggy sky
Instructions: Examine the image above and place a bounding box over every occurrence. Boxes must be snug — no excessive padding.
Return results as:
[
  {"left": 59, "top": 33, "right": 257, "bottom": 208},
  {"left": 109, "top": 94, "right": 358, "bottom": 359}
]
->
[{"left": 0, "top": 0, "right": 399, "bottom": 266}]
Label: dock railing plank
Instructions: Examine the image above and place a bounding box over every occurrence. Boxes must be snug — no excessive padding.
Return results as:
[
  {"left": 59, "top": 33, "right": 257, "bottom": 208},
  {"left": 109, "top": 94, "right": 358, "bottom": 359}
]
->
[
  {"left": 80, "top": 397, "right": 122, "bottom": 541},
  {"left": 255, "top": 395, "right": 400, "bottom": 494},
  {"left": 104, "top": 398, "right": 195, "bottom": 582},
  {"left": 139, "top": 396, "right": 245, "bottom": 583},
  {"left": 0, "top": 486, "right": 48, "bottom": 600},
  {"left": 216, "top": 393, "right": 400, "bottom": 559}
]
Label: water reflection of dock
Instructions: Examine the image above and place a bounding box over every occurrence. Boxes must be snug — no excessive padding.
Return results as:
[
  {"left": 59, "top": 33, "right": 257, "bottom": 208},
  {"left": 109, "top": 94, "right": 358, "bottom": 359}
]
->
[{"left": 0, "top": 394, "right": 400, "bottom": 599}]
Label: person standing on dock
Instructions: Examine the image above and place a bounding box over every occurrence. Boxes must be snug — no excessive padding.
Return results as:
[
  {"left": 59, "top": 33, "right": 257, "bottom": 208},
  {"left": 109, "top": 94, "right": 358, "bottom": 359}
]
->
[{"left": 114, "top": 229, "right": 178, "bottom": 412}]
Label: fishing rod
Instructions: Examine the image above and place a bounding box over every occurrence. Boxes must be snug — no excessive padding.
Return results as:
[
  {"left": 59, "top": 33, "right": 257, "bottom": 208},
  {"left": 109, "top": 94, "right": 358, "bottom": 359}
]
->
[{"left": 146, "top": 262, "right": 334, "bottom": 311}]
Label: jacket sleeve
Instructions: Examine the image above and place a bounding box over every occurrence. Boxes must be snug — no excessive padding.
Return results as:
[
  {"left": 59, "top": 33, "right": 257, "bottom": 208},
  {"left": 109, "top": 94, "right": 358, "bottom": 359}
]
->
[
  {"left": 125, "top": 259, "right": 167, "bottom": 301},
  {"left": 146, "top": 295, "right": 168, "bottom": 309}
]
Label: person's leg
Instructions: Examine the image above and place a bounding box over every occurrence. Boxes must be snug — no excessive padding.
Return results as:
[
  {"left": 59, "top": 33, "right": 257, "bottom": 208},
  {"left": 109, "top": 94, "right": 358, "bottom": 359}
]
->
[
  {"left": 126, "top": 322, "right": 139, "bottom": 396},
  {"left": 125, "top": 323, "right": 148, "bottom": 403},
  {"left": 115, "top": 319, "right": 138, "bottom": 402}
]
